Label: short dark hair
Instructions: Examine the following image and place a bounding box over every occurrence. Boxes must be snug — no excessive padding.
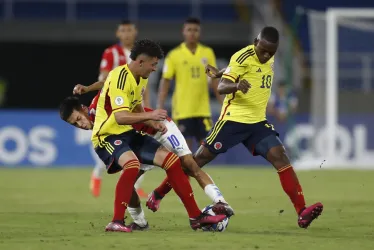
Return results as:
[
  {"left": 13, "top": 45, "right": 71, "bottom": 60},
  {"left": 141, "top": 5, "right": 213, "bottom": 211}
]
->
[
  {"left": 59, "top": 96, "right": 81, "bottom": 121},
  {"left": 184, "top": 17, "right": 200, "bottom": 25},
  {"left": 130, "top": 39, "right": 164, "bottom": 60},
  {"left": 260, "top": 26, "right": 279, "bottom": 43},
  {"left": 119, "top": 20, "right": 134, "bottom": 25}
]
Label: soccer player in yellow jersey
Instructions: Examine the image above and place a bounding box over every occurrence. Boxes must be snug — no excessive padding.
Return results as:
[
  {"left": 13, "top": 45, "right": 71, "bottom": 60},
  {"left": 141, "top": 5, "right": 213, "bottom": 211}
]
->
[
  {"left": 91, "top": 39, "right": 226, "bottom": 232},
  {"left": 158, "top": 17, "right": 222, "bottom": 149},
  {"left": 194, "top": 27, "right": 324, "bottom": 229}
]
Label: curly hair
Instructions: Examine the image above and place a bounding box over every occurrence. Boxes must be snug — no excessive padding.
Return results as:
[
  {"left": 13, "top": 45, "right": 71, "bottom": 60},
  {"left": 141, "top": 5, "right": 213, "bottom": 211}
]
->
[{"left": 130, "top": 39, "right": 164, "bottom": 61}]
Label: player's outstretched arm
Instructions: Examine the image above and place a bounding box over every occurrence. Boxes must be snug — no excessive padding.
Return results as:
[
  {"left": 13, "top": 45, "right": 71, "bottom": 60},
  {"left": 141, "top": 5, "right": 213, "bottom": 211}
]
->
[
  {"left": 205, "top": 64, "right": 226, "bottom": 79},
  {"left": 217, "top": 78, "right": 251, "bottom": 95},
  {"left": 114, "top": 109, "right": 167, "bottom": 125},
  {"left": 73, "top": 81, "right": 104, "bottom": 95}
]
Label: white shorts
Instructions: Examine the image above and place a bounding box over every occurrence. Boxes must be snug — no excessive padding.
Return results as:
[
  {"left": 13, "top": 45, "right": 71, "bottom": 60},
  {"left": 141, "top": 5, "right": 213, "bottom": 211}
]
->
[{"left": 152, "top": 120, "right": 192, "bottom": 158}]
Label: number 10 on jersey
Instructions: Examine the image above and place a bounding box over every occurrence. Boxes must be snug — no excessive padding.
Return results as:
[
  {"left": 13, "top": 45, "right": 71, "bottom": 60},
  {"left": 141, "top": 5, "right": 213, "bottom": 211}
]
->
[
  {"left": 261, "top": 75, "right": 272, "bottom": 89},
  {"left": 167, "top": 135, "right": 180, "bottom": 149}
]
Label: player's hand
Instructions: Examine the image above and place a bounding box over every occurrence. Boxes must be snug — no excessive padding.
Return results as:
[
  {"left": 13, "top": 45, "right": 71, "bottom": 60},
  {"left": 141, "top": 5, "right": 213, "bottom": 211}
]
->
[
  {"left": 236, "top": 79, "right": 251, "bottom": 94},
  {"left": 205, "top": 64, "right": 220, "bottom": 78},
  {"left": 73, "top": 84, "right": 88, "bottom": 95},
  {"left": 152, "top": 122, "right": 168, "bottom": 135},
  {"left": 149, "top": 109, "right": 168, "bottom": 121}
]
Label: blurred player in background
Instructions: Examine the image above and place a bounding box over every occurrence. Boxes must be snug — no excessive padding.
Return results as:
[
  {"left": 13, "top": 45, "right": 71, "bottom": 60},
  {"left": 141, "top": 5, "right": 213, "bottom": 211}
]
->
[
  {"left": 88, "top": 19, "right": 148, "bottom": 198},
  {"left": 267, "top": 80, "right": 298, "bottom": 123},
  {"left": 158, "top": 17, "right": 222, "bottom": 150},
  {"left": 150, "top": 27, "right": 323, "bottom": 229}
]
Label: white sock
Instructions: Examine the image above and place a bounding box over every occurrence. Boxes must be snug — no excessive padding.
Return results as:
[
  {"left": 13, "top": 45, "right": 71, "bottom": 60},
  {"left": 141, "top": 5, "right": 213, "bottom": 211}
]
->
[
  {"left": 92, "top": 162, "right": 106, "bottom": 179},
  {"left": 204, "top": 184, "right": 227, "bottom": 204},
  {"left": 128, "top": 206, "right": 147, "bottom": 227},
  {"left": 134, "top": 174, "right": 145, "bottom": 189}
]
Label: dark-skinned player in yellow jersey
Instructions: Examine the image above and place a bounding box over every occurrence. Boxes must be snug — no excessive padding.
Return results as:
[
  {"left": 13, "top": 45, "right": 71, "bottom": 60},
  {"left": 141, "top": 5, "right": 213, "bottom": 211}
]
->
[{"left": 148, "top": 27, "right": 323, "bottom": 229}]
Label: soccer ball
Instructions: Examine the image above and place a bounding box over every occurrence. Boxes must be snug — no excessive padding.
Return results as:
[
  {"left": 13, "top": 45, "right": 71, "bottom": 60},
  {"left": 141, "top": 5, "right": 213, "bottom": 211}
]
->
[{"left": 201, "top": 205, "right": 229, "bottom": 232}]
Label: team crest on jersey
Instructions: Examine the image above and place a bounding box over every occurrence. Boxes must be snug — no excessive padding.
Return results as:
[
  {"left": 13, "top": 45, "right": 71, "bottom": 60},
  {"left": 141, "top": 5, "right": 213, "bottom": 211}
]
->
[
  {"left": 115, "top": 96, "right": 124, "bottom": 106},
  {"left": 114, "top": 140, "right": 122, "bottom": 146},
  {"left": 214, "top": 142, "right": 222, "bottom": 150},
  {"left": 201, "top": 58, "right": 208, "bottom": 65},
  {"left": 270, "top": 62, "right": 274, "bottom": 72}
]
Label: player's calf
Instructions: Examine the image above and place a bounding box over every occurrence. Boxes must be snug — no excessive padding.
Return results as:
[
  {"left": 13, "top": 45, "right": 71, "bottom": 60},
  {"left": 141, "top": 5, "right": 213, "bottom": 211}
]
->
[{"left": 257, "top": 135, "right": 323, "bottom": 228}]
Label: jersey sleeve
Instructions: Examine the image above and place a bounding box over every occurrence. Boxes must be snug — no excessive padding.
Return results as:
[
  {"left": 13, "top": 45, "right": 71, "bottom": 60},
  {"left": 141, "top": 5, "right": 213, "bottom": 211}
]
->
[
  {"left": 100, "top": 49, "right": 114, "bottom": 72},
  {"left": 207, "top": 48, "right": 217, "bottom": 68},
  {"left": 162, "top": 52, "right": 175, "bottom": 80},
  {"left": 222, "top": 52, "right": 248, "bottom": 83},
  {"left": 108, "top": 71, "right": 131, "bottom": 113}
]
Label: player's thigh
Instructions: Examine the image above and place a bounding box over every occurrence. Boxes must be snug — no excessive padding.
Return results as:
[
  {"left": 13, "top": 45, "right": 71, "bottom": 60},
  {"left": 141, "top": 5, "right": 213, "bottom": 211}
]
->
[
  {"left": 195, "top": 117, "right": 213, "bottom": 142},
  {"left": 203, "top": 120, "right": 244, "bottom": 154},
  {"left": 129, "top": 133, "right": 162, "bottom": 166},
  {"left": 95, "top": 134, "right": 136, "bottom": 174},
  {"left": 156, "top": 120, "right": 192, "bottom": 158},
  {"left": 242, "top": 121, "right": 284, "bottom": 162}
]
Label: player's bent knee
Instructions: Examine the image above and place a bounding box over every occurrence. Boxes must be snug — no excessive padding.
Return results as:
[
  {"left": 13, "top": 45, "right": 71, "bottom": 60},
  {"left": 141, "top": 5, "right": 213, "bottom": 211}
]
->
[
  {"left": 255, "top": 135, "right": 283, "bottom": 159},
  {"left": 117, "top": 150, "right": 139, "bottom": 168},
  {"left": 153, "top": 146, "right": 174, "bottom": 167}
]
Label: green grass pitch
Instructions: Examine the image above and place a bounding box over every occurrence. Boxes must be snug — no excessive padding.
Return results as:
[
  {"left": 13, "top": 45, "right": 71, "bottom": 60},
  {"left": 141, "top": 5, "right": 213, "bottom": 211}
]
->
[{"left": 1, "top": 167, "right": 374, "bottom": 250}]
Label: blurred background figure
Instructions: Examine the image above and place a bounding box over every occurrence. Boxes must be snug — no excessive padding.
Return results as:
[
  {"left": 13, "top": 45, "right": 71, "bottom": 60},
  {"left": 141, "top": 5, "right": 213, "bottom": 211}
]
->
[{"left": 268, "top": 81, "right": 298, "bottom": 124}]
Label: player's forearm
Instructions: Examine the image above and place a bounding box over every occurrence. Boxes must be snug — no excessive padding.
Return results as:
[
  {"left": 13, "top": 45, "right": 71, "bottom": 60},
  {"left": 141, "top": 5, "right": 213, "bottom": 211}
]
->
[
  {"left": 157, "top": 78, "right": 170, "bottom": 109},
  {"left": 114, "top": 110, "right": 152, "bottom": 125},
  {"left": 86, "top": 81, "right": 104, "bottom": 92},
  {"left": 217, "top": 79, "right": 238, "bottom": 95},
  {"left": 98, "top": 71, "right": 109, "bottom": 82}
]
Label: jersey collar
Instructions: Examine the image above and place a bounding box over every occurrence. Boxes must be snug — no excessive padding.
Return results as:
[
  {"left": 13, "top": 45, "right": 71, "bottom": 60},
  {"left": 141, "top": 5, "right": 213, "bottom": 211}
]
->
[
  {"left": 181, "top": 42, "right": 200, "bottom": 55},
  {"left": 249, "top": 44, "right": 261, "bottom": 63}
]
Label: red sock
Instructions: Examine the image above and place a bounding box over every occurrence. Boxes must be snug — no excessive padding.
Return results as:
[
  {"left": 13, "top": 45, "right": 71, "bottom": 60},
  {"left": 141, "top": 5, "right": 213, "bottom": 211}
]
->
[
  {"left": 112, "top": 159, "right": 140, "bottom": 222},
  {"left": 162, "top": 152, "right": 201, "bottom": 218},
  {"left": 155, "top": 177, "right": 173, "bottom": 197},
  {"left": 278, "top": 165, "right": 306, "bottom": 214}
]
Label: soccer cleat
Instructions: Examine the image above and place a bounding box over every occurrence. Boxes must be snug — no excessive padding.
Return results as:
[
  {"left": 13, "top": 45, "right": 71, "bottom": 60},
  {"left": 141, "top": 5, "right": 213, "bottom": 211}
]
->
[
  {"left": 136, "top": 188, "right": 148, "bottom": 199},
  {"left": 105, "top": 221, "right": 132, "bottom": 232},
  {"left": 146, "top": 191, "right": 162, "bottom": 212},
  {"left": 298, "top": 202, "right": 323, "bottom": 229},
  {"left": 211, "top": 202, "right": 235, "bottom": 218},
  {"left": 129, "top": 222, "right": 149, "bottom": 231},
  {"left": 90, "top": 175, "right": 102, "bottom": 198},
  {"left": 190, "top": 213, "right": 227, "bottom": 231}
]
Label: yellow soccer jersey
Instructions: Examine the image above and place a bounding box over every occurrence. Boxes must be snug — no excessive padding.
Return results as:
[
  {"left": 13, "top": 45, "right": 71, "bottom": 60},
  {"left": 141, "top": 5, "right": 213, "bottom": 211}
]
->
[
  {"left": 162, "top": 43, "right": 217, "bottom": 120},
  {"left": 92, "top": 64, "right": 147, "bottom": 148},
  {"left": 220, "top": 45, "right": 274, "bottom": 124}
]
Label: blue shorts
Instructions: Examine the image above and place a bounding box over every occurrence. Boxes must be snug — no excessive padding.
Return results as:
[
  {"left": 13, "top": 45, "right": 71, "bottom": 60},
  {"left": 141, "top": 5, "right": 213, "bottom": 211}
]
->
[
  {"left": 95, "top": 130, "right": 161, "bottom": 174},
  {"left": 176, "top": 117, "right": 213, "bottom": 142},
  {"left": 203, "top": 120, "right": 280, "bottom": 156}
]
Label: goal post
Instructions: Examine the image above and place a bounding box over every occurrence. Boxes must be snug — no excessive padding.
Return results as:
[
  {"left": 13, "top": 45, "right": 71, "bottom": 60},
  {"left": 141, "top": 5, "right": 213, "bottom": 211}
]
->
[
  {"left": 297, "top": 8, "right": 374, "bottom": 169},
  {"left": 326, "top": 8, "right": 374, "bottom": 166}
]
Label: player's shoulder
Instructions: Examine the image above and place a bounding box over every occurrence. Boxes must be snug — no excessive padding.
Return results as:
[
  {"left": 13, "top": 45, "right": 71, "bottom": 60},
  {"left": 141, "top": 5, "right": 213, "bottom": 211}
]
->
[
  {"left": 103, "top": 44, "right": 120, "bottom": 54},
  {"left": 167, "top": 44, "right": 184, "bottom": 57},
  {"left": 231, "top": 44, "right": 255, "bottom": 64},
  {"left": 198, "top": 43, "right": 214, "bottom": 53}
]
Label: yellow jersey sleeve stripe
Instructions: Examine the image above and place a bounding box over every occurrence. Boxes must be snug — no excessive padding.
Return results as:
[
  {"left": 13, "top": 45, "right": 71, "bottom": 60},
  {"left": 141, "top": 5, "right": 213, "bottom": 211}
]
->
[
  {"left": 117, "top": 69, "right": 128, "bottom": 90},
  {"left": 112, "top": 107, "right": 130, "bottom": 113},
  {"left": 236, "top": 49, "right": 255, "bottom": 64},
  {"left": 219, "top": 92, "right": 236, "bottom": 120},
  {"left": 222, "top": 74, "right": 237, "bottom": 82}
]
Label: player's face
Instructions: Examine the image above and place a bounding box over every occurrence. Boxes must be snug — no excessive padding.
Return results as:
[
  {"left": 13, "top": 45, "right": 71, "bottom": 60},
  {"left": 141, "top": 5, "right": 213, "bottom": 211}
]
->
[
  {"left": 139, "top": 56, "right": 159, "bottom": 79},
  {"left": 116, "top": 24, "right": 137, "bottom": 47},
  {"left": 183, "top": 23, "right": 200, "bottom": 44},
  {"left": 254, "top": 39, "right": 278, "bottom": 64},
  {"left": 67, "top": 108, "right": 93, "bottom": 130}
]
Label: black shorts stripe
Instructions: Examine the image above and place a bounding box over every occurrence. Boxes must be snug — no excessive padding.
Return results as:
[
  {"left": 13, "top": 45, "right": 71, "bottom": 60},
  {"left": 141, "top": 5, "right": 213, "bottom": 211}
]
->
[{"left": 117, "top": 69, "right": 128, "bottom": 90}]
